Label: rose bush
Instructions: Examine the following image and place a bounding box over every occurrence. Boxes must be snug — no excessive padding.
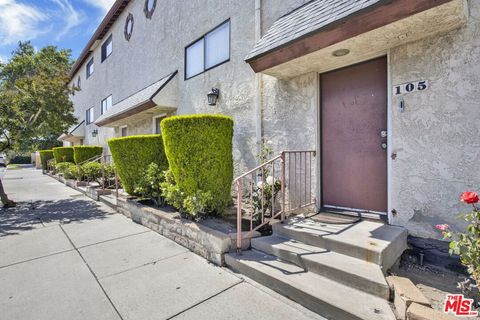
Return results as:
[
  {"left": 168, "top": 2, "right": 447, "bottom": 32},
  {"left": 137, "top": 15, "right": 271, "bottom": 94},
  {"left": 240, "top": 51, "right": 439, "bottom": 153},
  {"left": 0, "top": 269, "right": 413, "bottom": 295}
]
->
[{"left": 438, "top": 191, "right": 480, "bottom": 299}]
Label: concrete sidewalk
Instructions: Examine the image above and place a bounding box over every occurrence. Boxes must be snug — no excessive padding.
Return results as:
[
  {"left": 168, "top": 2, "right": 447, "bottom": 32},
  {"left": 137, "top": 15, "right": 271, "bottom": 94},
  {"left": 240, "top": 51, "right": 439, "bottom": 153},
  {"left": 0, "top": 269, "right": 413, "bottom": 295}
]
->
[{"left": 0, "top": 167, "right": 324, "bottom": 320}]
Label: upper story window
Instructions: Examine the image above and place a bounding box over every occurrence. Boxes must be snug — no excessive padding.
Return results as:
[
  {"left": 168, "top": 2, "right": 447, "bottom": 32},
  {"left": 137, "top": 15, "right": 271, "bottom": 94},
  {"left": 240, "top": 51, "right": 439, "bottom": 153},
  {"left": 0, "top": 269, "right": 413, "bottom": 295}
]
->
[
  {"left": 86, "top": 58, "right": 94, "bottom": 78},
  {"left": 144, "top": 0, "right": 156, "bottom": 19},
  {"left": 101, "top": 95, "right": 112, "bottom": 114},
  {"left": 101, "top": 35, "right": 113, "bottom": 62},
  {"left": 77, "top": 76, "right": 81, "bottom": 89},
  {"left": 86, "top": 107, "right": 94, "bottom": 124},
  {"left": 185, "top": 20, "right": 230, "bottom": 79},
  {"left": 125, "top": 13, "right": 134, "bottom": 41}
]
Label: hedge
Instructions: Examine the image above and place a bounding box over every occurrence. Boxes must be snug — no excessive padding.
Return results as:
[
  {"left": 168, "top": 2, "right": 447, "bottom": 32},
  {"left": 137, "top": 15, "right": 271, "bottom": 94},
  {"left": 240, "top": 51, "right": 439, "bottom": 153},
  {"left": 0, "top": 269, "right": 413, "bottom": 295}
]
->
[
  {"left": 108, "top": 135, "right": 168, "bottom": 194},
  {"left": 73, "top": 145, "right": 103, "bottom": 164},
  {"left": 9, "top": 155, "right": 31, "bottom": 164},
  {"left": 52, "top": 147, "right": 74, "bottom": 163},
  {"left": 38, "top": 150, "right": 54, "bottom": 170},
  {"left": 161, "top": 114, "right": 234, "bottom": 213}
]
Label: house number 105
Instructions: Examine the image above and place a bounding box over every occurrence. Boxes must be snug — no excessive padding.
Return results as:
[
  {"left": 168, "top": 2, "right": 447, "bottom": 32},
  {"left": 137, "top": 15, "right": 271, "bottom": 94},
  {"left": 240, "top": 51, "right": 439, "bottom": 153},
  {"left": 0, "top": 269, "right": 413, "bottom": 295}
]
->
[{"left": 394, "top": 80, "right": 429, "bottom": 95}]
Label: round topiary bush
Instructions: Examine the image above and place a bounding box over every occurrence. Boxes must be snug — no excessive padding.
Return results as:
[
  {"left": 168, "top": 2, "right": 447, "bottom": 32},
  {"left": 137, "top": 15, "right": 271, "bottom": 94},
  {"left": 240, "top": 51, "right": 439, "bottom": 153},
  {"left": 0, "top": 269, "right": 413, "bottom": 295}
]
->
[
  {"left": 161, "top": 114, "right": 233, "bottom": 214},
  {"left": 38, "top": 150, "right": 54, "bottom": 170},
  {"left": 108, "top": 134, "right": 168, "bottom": 194},
  {"left": 73, "top": 145, "right": 103, "bottom": 164},
  {"left": 52, "top": 147, "right": 74, "bottom": 163}
]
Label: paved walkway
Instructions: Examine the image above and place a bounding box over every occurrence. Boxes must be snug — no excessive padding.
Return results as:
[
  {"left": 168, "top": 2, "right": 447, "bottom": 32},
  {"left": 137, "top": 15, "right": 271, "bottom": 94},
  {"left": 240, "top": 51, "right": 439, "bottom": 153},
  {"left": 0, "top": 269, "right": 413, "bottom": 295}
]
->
[{"left": 0, "top": 167, "right": 324, "bottom": 320}]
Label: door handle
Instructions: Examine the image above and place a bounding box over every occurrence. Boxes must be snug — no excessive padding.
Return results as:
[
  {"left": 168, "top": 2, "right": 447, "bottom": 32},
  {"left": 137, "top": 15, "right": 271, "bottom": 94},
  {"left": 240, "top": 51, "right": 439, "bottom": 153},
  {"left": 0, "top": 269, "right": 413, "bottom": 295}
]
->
[
  {"left": 381, "top": 143, "right": 387, "bottom": 150},
  {"left": 380, "top": 130, "right": 387, "bottom": 138}
]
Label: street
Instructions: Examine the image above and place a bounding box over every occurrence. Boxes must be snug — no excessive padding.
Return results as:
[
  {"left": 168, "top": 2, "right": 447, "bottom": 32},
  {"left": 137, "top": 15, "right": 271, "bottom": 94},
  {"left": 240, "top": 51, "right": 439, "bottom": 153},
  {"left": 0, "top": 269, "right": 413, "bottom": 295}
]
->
[{"left": 0, "top": 167, "right": 323, "bottom": 320}]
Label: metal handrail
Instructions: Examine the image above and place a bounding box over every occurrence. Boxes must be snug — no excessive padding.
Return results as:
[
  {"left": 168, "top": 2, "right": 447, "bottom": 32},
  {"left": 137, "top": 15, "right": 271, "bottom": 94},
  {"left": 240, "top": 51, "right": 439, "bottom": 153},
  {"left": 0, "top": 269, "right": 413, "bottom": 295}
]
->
[
  {"left": 235, "top": 150, "right": 316, "bottom": 253},
  {"left": 77, "top": 154, "right": 103, "bottom": 166}
]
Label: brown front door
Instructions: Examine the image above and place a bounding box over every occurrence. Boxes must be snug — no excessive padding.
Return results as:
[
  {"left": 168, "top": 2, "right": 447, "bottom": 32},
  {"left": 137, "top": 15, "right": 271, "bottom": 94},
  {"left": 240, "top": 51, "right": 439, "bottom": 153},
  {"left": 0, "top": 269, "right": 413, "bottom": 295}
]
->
[{"left": 321, "top": 57, "right": 387, "bottom": 213}]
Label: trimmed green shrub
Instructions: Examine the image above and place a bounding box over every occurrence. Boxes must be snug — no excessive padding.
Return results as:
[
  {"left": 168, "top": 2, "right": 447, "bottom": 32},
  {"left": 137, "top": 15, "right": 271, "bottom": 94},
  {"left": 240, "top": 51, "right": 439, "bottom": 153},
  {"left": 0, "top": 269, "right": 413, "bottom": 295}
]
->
[
  {"left": 135, "top": 163, "right": 165, "bottom": 207},
  {"left": 73, "top": 146, "right": 103, "bottom": 164},
  {"left": 52, "top": 147, "right": 74, "bottom": 163},
  {"left": 62, "top": 163, "right": 79, "bottom": 180},
  {"left": 108, "top": 135, "right": 168, "bottom": 194},
  {"left": 47, "top": 159, "right": 56, "bottom": 172},
  {"left": 38, "top": 150, "right": 54, "bottom": 170},
  {"left": 55, "top": 162, "right": 72, "bottom": 175},
  {"left": 161, "top": 114, "right": 233, "bottom": 214}
]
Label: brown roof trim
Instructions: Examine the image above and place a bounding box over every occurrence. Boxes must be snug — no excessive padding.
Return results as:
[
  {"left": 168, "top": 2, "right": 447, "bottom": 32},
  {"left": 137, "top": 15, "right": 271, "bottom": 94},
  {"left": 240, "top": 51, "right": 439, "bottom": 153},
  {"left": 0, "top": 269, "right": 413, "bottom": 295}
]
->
[
  {"left": 247, "top": 0, "right": 454, "bottom": 73},
  {"left": 95, "top": 100, "right": 156, "bottom": 126},
  {"left": 95, "top": 71, "right": 178, "bottom": 126},
  {"left": 69, "top": 0, "right": 130, "bottom": 79}
]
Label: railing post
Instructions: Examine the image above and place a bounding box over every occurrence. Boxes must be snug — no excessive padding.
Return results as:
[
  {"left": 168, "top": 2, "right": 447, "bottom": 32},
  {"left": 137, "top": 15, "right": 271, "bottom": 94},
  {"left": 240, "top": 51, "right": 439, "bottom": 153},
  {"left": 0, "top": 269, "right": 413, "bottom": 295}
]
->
[
  {"left": 102, "top": 156, "right": 105, "bottom": 192},
  {"left": 280, "top": 152, "right": 286, "bottom": 222},
  {"left": 236, "top": 180, "right": 242, "bottom": 254}
]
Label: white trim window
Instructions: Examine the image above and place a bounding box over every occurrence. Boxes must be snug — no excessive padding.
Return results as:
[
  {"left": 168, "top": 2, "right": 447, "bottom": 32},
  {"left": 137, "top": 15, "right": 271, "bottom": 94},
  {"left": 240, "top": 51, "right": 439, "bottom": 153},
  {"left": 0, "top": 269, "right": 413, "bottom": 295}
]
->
[
  {"left": 185, "top": 20, "right": 230, "bottom": 79},
  {"left": 86, "top": 58, "right": 94, "bottom": 78},
  {"left": 101, "top": 35, "right": 113, "bottom": 62},
  {"left": 86, "top": 107, "right": 94, "bottom": 124},
  {"left": 101, "top": 95, "right": 112, "bottom": 114}
]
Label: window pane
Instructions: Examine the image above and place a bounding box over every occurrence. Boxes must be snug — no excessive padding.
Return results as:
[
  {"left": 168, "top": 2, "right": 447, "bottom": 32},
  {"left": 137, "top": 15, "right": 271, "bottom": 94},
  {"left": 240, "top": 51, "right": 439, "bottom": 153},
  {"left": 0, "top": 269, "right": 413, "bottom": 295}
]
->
[
  {"left": 106, "top": 40, "right": 112, "bottom": 56},
  {"left": 107, "top": 95, "right": 112, "bottom": 109},
  {"left": 205, "top": 21, "right": 229, "bottom": 69},
  {"left": 186, "top": 39, "right": 204, "bottom": 79}
]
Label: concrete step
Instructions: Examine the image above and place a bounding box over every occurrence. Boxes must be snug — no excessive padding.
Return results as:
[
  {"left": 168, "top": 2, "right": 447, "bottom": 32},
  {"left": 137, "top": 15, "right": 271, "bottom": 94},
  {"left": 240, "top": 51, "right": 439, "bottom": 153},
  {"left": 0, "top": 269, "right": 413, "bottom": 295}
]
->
[
  {"left": 225, "top": 250, "right": 396, "bottom": 320},
  {"left": 273, "top": 217, "right": 407, "bottom": 270},
  {"left": 251, "top": 235, "right": 390, "bottom": 299}
]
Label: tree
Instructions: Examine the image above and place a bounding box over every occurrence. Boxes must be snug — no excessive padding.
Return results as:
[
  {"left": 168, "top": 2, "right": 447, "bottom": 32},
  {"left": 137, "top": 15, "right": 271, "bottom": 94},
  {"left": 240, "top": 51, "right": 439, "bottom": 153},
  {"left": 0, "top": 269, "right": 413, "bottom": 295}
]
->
[{"left": 0, "top": 41, "right": 76, "bottom": 207}]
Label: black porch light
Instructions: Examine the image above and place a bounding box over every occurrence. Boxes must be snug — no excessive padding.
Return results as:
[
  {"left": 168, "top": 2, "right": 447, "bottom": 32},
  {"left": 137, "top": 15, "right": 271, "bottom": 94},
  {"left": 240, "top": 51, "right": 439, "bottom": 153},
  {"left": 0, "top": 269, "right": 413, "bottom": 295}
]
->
[
  {"left": 207, "top": 88, "right": 220, "bottom": 105},
  {"left": 91, "top": 129, "right": 98, "bottom": 137}
]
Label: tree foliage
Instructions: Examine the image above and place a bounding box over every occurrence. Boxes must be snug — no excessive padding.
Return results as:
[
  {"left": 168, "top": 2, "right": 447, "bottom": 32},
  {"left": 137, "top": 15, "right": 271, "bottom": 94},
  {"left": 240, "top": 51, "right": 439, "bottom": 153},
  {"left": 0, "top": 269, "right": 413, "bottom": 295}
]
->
[
  {"left": 0, "top": 41, "right": 76, "bottom": 153},
  {"left": 0, "top": 41, "right": 77, "bottom": 207}
]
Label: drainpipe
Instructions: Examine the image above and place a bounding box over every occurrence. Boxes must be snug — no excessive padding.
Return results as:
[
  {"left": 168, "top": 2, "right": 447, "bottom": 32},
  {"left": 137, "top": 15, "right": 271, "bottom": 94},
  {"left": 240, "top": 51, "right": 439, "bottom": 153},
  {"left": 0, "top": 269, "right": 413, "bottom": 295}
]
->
[{"left": 254, "top": 0, "right": 263, "bottom": 162}]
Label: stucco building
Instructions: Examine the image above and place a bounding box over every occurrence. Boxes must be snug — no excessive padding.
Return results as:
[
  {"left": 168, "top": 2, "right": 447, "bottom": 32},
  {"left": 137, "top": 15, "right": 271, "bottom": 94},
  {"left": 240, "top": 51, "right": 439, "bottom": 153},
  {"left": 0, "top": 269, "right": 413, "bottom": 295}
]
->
[{"left": 63, "top": 0, "right": 479, "bottom": 244}]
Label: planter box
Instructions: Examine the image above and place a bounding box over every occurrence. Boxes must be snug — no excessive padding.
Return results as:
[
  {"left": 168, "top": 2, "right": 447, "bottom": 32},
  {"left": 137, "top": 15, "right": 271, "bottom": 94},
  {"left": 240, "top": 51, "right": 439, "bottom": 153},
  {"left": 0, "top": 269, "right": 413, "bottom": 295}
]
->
[
  {"left": 65, "top": 179, "right": 76, "bottom": 188},
  {"left": 86, "top": 186, "right": 112, "bottom": 201},
  {"left": 117, "top": 197, "right": 258, "bottom": 265}
]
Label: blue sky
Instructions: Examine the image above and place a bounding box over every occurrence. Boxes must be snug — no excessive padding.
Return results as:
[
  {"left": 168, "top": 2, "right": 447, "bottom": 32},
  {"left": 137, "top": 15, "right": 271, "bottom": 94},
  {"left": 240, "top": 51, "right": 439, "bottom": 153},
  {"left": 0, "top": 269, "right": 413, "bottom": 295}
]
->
[{"left": 0, "top": 0, "right": 116, "bottom": 62}]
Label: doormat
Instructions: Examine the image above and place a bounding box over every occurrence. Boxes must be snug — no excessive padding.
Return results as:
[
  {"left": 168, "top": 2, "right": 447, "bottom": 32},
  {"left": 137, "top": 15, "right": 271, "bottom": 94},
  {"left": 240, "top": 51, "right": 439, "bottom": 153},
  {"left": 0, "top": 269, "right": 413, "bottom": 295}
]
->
[{"left": 309, "top": 212, "right": 361, "bottom": 224}]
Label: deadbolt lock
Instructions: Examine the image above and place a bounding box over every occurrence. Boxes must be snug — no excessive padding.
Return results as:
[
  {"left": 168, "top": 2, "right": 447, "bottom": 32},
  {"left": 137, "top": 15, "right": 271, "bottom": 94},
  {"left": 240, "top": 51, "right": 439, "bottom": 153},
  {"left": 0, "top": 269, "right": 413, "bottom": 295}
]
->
[
  {"left": 381, "top": 143, "right": 387, "bottom": 150},
  {"left": 380, "top": 130, "right": 388, "bottom": 138}
]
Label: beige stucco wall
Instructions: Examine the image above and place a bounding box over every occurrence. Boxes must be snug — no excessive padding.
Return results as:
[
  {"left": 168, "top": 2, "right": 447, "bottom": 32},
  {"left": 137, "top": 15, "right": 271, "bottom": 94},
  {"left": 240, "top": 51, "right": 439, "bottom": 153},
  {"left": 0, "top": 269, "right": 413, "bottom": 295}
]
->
[
  {"left": 389, "top": 0, "right": 480, "bottom": 238},
  {"left": 68, "top": 0, "right": 480, "bottom": 239},
  {"left": 68, "top": 0, "right": 308, "bottom": 176}
]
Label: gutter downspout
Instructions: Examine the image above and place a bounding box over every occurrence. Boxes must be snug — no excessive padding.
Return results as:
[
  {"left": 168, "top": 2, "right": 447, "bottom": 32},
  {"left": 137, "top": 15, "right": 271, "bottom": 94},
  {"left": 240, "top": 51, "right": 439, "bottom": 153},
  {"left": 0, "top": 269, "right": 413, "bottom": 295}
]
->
[{"left": 254, "top": 0, "right": 263, "bottom": 162}]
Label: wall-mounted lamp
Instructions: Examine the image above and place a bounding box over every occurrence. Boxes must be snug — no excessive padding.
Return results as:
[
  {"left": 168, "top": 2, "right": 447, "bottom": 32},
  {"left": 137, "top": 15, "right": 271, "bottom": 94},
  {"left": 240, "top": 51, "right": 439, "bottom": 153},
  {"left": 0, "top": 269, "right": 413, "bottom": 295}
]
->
[
  {"left": 207, "top": 88, "right": 220, "bottom": 106},
  {"left": 92, "top": 129, "right": 98, "bottom": 137}
]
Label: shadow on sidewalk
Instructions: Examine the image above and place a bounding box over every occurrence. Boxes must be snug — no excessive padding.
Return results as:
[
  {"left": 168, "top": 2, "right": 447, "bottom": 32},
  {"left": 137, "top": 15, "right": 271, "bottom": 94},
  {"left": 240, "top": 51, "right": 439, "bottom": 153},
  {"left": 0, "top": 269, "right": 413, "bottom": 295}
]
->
[{"left": 0, "top": 199, "right": 109, "bottom": 237}]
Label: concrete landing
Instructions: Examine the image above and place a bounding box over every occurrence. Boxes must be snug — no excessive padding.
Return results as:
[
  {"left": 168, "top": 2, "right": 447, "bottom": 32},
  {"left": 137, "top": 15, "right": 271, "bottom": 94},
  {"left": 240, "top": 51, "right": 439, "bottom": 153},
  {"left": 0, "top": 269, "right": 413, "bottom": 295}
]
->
[{"left": 273, "top": 215, "right": 407, "bottom": 270}]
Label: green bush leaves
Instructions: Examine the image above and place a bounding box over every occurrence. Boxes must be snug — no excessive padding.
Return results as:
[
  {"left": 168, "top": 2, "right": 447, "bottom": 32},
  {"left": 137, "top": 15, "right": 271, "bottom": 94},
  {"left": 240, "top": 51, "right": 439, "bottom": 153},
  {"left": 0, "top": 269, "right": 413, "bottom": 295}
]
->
[
  {"left": 161, "top": 114, "right": 233, "bottom": 214},
  {"left": 108, "top": 135, "right": 168, "bottom": 194},
  {"left": 38, "top": 150, "right": 54, "bottom": 170},
  {"left": 73, "top": 146, "right": 103, "bottom": 164},
  {"left": 52, "top": 147, "right": 74, "bottom": 163}
]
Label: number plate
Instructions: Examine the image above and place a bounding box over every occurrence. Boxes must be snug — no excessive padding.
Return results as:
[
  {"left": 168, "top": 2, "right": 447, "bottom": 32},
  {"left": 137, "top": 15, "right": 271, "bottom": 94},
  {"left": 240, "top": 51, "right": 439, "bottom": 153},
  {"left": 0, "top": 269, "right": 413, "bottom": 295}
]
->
[{"left": 394, "top": 80, "right": 428, "bottom": 95}]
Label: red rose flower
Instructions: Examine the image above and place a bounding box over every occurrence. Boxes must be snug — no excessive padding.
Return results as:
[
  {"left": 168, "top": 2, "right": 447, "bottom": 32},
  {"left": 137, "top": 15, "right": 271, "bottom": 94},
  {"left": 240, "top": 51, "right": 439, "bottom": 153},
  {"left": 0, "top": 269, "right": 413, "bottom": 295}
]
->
[{"left": 460, "top": 191, "right": 479, "bottom": 204}]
